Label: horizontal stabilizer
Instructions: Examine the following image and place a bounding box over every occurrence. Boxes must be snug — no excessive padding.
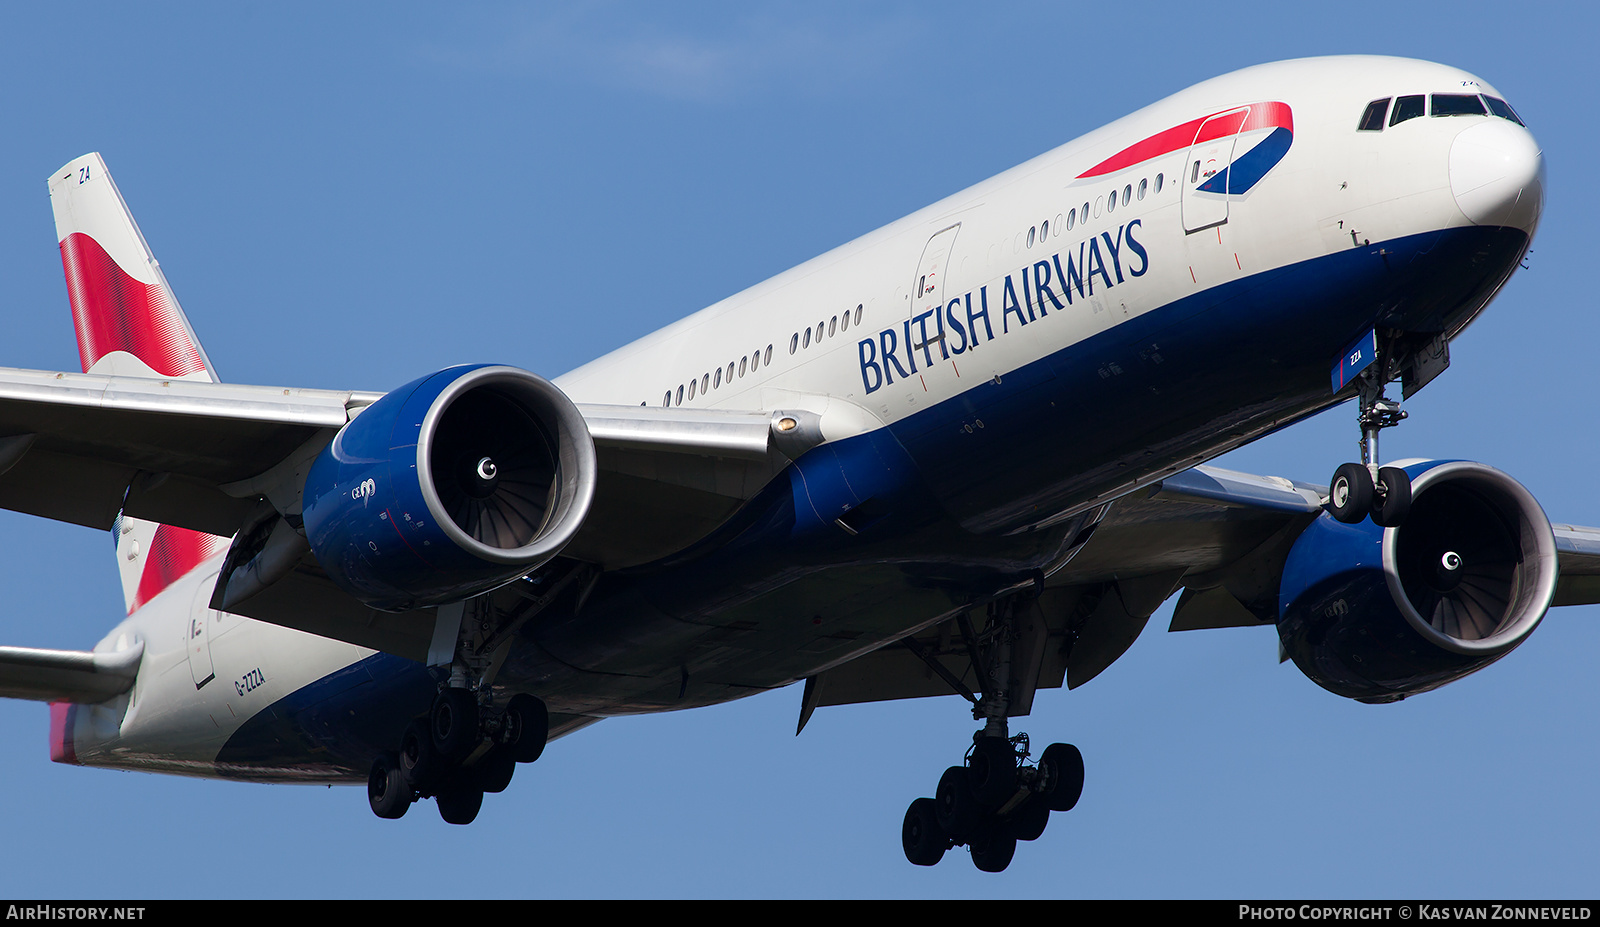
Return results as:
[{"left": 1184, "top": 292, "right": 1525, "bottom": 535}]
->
[{"left": 0, "top": 641, "right": 142, "bottom": 703}]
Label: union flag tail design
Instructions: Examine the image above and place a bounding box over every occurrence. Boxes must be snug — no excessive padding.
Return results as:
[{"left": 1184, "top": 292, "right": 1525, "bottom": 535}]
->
[{"left": 49, "top": 153, "right": 228, "bottom": 614}]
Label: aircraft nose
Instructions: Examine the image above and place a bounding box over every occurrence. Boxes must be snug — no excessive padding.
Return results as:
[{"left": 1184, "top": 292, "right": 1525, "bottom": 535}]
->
[{"left": 1449, "top": 120, "right": 1544, "bottom": 231}]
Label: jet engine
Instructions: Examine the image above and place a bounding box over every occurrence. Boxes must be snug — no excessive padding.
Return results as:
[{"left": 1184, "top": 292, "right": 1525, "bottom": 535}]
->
[
  {"left": 301, "top": 364, "right": 596, "bottom": 611},
  {"left": 1276, "top": 461, "right": 1557, "bottom": 702}
]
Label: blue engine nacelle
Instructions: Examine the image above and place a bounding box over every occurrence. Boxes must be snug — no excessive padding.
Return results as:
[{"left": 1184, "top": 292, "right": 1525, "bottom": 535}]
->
[
  {"left": 1277, "top": 461, "right": 1557, "bottom": 703},
  {"left": 302, "top": 365, "right": 596, "bottom": 611}
]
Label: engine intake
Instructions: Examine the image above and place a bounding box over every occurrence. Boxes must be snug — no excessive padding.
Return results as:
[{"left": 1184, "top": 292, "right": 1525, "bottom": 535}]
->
[
  {"left": 302, "top": 365, "right": 596, "bottom": 611},
  {"left": 1277, "top": 461, "right": 1556, "bottom": 702}
]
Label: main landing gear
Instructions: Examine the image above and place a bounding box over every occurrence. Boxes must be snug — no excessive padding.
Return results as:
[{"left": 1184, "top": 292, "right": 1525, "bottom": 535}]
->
[
  {"left": 1327, "top": 363, "right": 1412, "bottom": 528},
  {"left": 902, "top": 733, "right": 1084, "bottom": 872},
  {"left": 897, "top": 599, "right": 1085, "bottom": 873},
  {"left": 366, "top": 688, "right": 549, "bottom": 824}
]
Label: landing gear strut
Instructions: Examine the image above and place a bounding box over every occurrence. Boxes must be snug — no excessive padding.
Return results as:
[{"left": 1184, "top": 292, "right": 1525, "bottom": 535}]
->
[
  {"left": 1328, "top": 353, "right": 1412, "bottom": 528},
  {"left": 898, "top": 598, "right": 1086, "bottom": 872},
  {"left": 367, "top": 593, "right": 556, "bottom": 824}
]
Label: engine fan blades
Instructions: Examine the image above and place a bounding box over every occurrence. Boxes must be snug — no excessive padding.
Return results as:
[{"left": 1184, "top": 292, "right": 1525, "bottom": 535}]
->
[
  {"left": 1398, "top": 482, "right": 1522, "bottom": 643},
  {"left": 430, "top": 388, "right": 559, "bottom": 550}
]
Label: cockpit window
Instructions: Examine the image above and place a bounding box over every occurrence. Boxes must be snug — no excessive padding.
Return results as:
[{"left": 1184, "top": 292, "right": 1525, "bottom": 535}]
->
[
  {"left": 1431, "top": 94, "right": 1487, "bottom": 117},
  {"left": 1358, "top": 98, "right": 1391, "bottom": 131},
  {"left": 1390, "top": 94, "right": 1425, "bottom": 126},
  {"left": 1483, "top": 95, "right": 1526, "bottom": 127}
]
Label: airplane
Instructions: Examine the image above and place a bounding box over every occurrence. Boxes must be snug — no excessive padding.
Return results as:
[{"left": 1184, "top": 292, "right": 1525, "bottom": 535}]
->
[{"left": 0, "top": 54, "right": 1583, "bottom": 874}]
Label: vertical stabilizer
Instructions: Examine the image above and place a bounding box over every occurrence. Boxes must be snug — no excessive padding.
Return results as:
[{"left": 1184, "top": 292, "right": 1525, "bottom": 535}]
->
[
  {"left": 48, "top": 153, "right": 216, "bottom": 382},
  {"left": 49, "top": 154, "right": 229, "bottom": 613}
]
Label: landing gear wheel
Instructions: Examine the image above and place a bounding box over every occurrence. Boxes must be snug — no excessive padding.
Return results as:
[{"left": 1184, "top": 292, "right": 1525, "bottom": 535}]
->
[
  {"left": 901, "top": 797, "right": 947, "bottom": 866},
  {"left": 436, "top": 779, "right": 484, "bottom": 825},
  {"left": 472, "top": 747, "right": 516, "bottom": 794},
  {"left": 968, "top": 737, "right": 1017, "bottom": 808},
  {"left": 1005, "top": 798, "right": 1050, "bottom": 842},
  {"left": 1329, "top": 463, "right": 1374, "bottom": 524},
  {"left": 431, "top": 688, "right": 480, "bottom": 762},
  {"left": 1039, "top": 742, "right": 1084, "bottom": 812},
  {"left": 502, "top": 693, "right": 548, "bottom": 763},
  {"left": 367, "top": 752, "right": 412, "bottom": 820},
  {"left": 1372, "top": 466, "right": 1412, "bottom": 528},
  {"left": 399, "top": 719, "right": 442, "bottom": 795},
  {"left": 935, "top": 766, "right": 982, "bottom": 842},
  {"left": 970, "top": 833, "right": 1018, "bottom": 873}
]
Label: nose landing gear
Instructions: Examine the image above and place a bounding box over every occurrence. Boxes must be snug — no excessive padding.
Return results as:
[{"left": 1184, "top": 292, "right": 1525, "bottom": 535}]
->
[{"left": 1328, "top": 352, "right": 1413, "bottom": 528}]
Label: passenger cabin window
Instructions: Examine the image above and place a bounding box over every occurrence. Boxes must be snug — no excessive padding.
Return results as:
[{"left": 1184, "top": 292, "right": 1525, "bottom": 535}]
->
[
  {"left": 1390, "top": 94, "right": 1425, "bottom": 126},
  {"left": 1484, "top": 95, "right": 1526, "bottom": 126},
  {"left": 1432, "top": 93, "right": 1487, "bottom": 117},
  {"left": 1358, "top": 98, "right": 1391, "bottom": 131}
]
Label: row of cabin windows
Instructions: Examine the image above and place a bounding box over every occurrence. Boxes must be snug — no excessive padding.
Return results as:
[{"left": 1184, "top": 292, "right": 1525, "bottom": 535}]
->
[
  {"left": 664, "top": 343, "right": 775, "bottom": 407},
  {"left": 1067, "top": 173, "right": 1164, "bottom": 230},
  {"left": 790, "top": 303, "right": 865, "bottom": 355},
  {"left": 1357, "top": 93, "right": 1524, "bottom": 131},
  {"left": 1021, "top": 172, "right": 1167, "bottom": 251},
  {"left": 658, "top": 168, "right": 1176, "bottom": 408}
]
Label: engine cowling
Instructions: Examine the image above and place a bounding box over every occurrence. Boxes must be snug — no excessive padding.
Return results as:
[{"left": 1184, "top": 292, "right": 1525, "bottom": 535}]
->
[
  {"left": 1277, "top": 460, "right": 1557, "bottom": 703},
  {"left": 302, "top": 364, "right": 596, "bottom": 611}
]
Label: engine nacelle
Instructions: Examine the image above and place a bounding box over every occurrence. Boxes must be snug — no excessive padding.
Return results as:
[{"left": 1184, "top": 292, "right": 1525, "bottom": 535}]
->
[
  {"left": 1277, "top": 460, "right": 1557, "bottom": 703},
  {"left": 302, "top": 364, "right": 596, "bottom": 611}
]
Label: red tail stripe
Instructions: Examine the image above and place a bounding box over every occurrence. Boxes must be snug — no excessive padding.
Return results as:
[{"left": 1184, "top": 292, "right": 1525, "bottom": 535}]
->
[
  {"left": 49, "top": 702, "right": 77, "bottom": 764},
  {"left": 131, "top": 524, "right": 227, "bottom": 612},
  {"left": 59, "top": 232, "right": 206, "bottom": 377}
]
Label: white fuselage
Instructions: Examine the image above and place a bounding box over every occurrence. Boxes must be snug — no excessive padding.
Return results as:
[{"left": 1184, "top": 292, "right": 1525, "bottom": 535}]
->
[{"left": 59, "top": 56, "right": 1543, "bottom": 779}]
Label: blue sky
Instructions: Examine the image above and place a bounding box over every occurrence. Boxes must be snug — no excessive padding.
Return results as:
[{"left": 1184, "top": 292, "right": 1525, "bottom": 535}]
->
[{"left": 0, "top": 1, "right": 1594, "bottom": 899}]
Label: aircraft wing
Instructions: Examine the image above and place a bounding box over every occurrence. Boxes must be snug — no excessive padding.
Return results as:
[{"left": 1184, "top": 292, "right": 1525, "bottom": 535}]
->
[
  {"left": 0, "top": 365, "right": 826, "bottom": 660},
  {"left": 805, "top": 467, "right": 1600, "bottom": 717}
]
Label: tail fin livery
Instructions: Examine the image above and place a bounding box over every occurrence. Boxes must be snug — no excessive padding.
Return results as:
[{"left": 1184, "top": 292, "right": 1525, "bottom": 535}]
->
[
  {"left": 49, "top": 154, "right": 229, "bottom": 614},
  {"left": 48, "top": 153, "right": 215, "bottom": 382}
]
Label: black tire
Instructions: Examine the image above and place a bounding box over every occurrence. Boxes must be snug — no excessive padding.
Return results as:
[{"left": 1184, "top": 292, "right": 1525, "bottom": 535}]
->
[
  {"left": 503, "top": 693, "right": 549, "bottom": 764},
  {"left": 432, "top": 688, "right": 480, "bottom": 761},
  {"left": 436, "top": 780, "right": 484, "bottom": 825},
  {"left": 1329, "top": 463, "right": 1374, "bottom": 524},
  {"left": 399, "top": 719, "right": 442, "bottom": 795},
  {"left": 473, "top": 747, "right": 516, "bottom": 794},
  {"left": 1372, "top": 466, "right": 1412, "bottom": 527},
  {"left": 901, "top": 797, "right": 947, "bottom": 866},
  {"left": 1005, "top": 798, "right": 1049, "bottom": 842},
  {"left": 968, "top": 737, "right": 1017, "bottom": 808},
  {"left": 970, "top": 833, "right": 1017, "bottom": 873},
  {"left": 367, "top": 752, "right": 411, "bottom": 820},
  {"left": 935, "top": 765, "right": 982, "bottom": 842},
  {"left": 1039, "top": 742, "right": 1085, "bottom": 812}
]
